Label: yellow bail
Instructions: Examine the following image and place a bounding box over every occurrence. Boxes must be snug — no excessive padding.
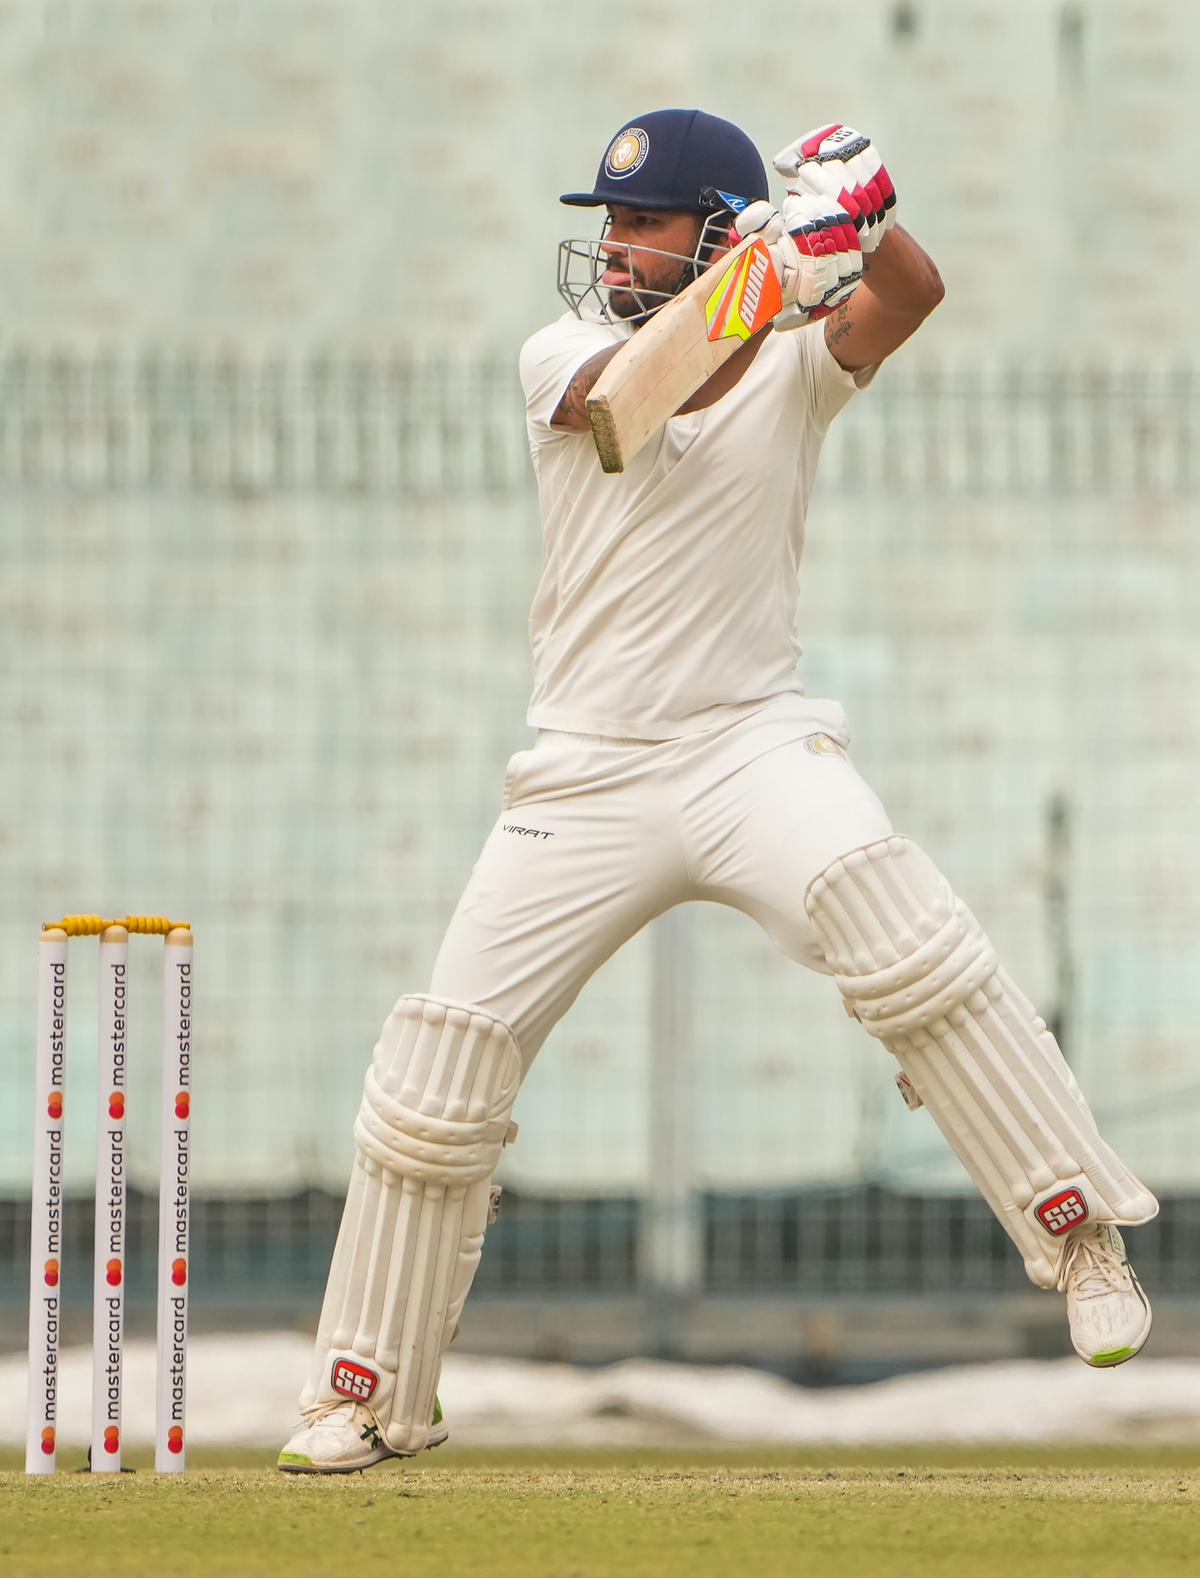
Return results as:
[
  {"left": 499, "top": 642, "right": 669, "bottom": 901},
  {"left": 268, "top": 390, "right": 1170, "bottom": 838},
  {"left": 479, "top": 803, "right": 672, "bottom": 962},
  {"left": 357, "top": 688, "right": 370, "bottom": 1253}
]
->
[{"left": 43, "top": 915, "right": 190, "bottom": 938}]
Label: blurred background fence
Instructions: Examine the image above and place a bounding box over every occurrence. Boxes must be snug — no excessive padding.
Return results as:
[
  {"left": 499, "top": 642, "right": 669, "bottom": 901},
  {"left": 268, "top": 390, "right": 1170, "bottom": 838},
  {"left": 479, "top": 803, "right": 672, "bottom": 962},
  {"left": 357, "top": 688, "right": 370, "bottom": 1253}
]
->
[
  {"left": 2, "top": 0, "right": 1198, "bottom": 1380},
  {"left": 0, "top": 351, "right": 1196, "bottom": 497}
]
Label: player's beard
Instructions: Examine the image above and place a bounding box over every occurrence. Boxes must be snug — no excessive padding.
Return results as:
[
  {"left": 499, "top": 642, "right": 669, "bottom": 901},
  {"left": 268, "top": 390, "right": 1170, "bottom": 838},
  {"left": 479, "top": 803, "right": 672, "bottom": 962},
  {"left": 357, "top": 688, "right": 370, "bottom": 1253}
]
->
[{"left": 607, "top": 257, "right": 695, "bottom": 328}]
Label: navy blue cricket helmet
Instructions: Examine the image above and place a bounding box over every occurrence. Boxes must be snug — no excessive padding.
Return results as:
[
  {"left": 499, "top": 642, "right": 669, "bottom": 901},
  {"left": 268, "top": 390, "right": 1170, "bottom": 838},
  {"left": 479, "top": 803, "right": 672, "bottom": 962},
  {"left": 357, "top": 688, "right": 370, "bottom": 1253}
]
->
[{"left": 560, "top": 109, "right": 768, "bottom": 215}]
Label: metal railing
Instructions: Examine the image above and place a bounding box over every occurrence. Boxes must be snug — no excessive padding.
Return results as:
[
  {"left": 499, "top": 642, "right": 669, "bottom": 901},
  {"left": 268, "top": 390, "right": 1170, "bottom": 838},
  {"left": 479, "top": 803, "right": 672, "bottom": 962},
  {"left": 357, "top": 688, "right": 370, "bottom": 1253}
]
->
[
  {"left": 3, "top": 1186, "right": 1198, "bottom": 1313},
  {"left": 1, "top": 349, "right": 1194, "bottom": 497}
]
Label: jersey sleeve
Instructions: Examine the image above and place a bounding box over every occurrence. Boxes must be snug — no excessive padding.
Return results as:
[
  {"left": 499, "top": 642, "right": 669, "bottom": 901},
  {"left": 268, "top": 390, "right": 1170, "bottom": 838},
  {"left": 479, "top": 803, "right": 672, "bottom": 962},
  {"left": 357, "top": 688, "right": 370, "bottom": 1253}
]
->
[
  {"left": 518, "top": 314, "right": 620, "bottom": 438},
  {"left": 793, "top": 322, "right": 877, "bottom": 432}
]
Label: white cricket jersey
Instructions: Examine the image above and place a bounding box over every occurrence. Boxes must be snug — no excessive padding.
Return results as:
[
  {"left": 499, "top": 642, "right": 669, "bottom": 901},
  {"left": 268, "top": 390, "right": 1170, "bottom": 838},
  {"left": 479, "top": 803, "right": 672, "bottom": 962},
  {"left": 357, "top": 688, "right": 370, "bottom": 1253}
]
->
[{"left": 517, "top": 309, "right": 872, "bottom": 740}]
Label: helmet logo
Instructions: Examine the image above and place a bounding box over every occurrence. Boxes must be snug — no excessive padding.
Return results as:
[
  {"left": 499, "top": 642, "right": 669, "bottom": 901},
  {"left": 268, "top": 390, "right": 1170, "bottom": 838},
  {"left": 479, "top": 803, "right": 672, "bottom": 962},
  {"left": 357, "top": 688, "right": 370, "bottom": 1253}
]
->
[{"left": 605, "top": 127, "right": 649, "bottom": 179}]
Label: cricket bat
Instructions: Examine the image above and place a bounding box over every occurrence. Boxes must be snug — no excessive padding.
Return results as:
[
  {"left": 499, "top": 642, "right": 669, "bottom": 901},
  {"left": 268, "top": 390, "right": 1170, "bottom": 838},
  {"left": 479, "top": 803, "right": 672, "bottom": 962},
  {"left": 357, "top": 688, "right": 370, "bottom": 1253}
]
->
[{"left": 586, "top": 233, "right": 784, "bottom": 474}]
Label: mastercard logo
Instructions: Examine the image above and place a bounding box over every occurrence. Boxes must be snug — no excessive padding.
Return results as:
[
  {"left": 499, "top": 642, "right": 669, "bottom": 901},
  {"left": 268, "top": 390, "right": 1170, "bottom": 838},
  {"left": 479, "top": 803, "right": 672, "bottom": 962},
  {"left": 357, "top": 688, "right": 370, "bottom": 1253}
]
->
[
  {"left": 108, "top": 1092, "right": 125, "bottom": 1119},
  {"left": 171, "top": 1258, "right": 187, "bottom": 1285},
  {"left": 43, "top": 1258, "right": 59, "bottom": 1287},
  {"left": 41, "top": 1427, "right": 55, "bottom": 1454},
  {"left": 174, "top": 1092, "right": 190, "bottom": 1119},
  {"left": 103, "top": 1426, "right": 119, "bottom": 1454},
  {"left": 106, "top": 1258, "right": 122, "bottom": 1286},
  {"left": 47, "top": 1092, "right": 63, "bottom": 1119},
  {"left": 167, "top": 1426, "right": 184, "bottom": 1454}
]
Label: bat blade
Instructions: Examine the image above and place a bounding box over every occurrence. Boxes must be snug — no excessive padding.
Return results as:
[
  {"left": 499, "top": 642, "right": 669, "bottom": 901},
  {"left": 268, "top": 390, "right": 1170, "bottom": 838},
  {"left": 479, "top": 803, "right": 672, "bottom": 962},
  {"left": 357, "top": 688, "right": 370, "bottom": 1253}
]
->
[{"left": 586, "top": 235, "right": 782, "bottom": 474}]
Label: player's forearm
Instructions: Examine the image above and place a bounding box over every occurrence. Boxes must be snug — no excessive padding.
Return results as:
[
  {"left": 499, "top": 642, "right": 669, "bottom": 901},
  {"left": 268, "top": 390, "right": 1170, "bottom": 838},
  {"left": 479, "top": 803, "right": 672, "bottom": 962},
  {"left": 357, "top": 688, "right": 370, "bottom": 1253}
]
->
[
  {"left": 859, "top": 225, "right": 944, "bottom": 318},
  {"left": 551, "top": 346, "right": 624, "bottom": 430},
  {"left": 555, "top": 320, "right": 768, "bottom": 436},
  {"left": 822, "top": 226, "right": 943, "bottom": 370}
]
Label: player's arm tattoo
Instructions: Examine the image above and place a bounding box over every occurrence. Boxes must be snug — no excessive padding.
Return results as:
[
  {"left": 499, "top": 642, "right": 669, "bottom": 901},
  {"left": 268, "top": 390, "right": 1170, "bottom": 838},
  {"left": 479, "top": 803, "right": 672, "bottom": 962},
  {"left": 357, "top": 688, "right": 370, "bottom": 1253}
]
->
[
  {"left": 551, "top": 346, "right": 622, "bottom": 431},
  {"left": 825, "top": 299, "right": 855, "bottom": 354},
  {"left": 823, "top": 226, "right": 943, "bottom": 370}
]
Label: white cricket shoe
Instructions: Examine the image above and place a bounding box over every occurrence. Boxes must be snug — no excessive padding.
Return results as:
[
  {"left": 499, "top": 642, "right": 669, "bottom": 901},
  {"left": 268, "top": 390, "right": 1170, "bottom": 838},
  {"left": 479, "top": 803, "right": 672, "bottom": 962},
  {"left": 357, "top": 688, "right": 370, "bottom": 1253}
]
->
[
  {"left": 277, "top": 1396, "right": 448, "bottom": 1474},
  {"left": 1061, "top": 1224, "right": 1152, "bottom": 1368}
]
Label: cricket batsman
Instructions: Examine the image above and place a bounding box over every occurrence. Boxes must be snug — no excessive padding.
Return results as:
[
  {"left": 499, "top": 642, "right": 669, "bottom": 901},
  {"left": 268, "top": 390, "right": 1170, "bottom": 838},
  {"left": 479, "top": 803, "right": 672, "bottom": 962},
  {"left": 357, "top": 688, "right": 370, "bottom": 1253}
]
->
[{"left": 279, "top": 110, "right": 1157, "bottom": 1474}]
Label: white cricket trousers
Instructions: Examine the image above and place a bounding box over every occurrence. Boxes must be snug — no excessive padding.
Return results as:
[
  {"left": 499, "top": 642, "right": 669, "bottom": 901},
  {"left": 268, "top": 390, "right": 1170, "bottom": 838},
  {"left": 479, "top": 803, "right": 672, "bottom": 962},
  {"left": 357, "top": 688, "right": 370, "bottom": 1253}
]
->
[{"left": 429, "top": 694, "right": 893, "bottom": 1071}]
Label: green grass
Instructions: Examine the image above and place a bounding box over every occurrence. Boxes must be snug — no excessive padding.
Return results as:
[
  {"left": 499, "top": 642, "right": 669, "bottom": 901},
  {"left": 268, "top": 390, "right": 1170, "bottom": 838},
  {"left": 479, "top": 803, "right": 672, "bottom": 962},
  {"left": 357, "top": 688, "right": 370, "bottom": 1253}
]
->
[{"left": 2, "top": 1446, "right": 1199, "bottom": 1578}]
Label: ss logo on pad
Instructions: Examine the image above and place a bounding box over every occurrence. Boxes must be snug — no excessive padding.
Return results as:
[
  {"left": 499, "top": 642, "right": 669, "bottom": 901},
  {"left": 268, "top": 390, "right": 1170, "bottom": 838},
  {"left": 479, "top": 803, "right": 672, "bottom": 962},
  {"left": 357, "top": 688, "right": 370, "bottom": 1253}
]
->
[
  {"left": 1034, "top": 1188, "right": 1089, "bottom": 1236},
  {"left": 331, "top": 1359, "right": 379, "bottom": 1400}
]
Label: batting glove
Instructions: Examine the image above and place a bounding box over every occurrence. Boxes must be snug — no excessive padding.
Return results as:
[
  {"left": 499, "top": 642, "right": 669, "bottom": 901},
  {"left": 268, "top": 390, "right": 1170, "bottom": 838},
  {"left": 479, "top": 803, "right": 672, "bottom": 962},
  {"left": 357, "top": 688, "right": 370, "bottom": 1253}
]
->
[
  {"left": 773, "top": 124, "right": 897, "bottom": 255},
  {"left": 733, "top": 195, "right": 862, "bottom": 332}
]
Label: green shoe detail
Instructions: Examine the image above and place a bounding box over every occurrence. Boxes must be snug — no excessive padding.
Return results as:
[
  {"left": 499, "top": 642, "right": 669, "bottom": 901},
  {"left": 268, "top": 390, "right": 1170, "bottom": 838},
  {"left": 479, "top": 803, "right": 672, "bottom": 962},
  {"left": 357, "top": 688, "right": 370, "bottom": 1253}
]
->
[
  {"left": 1089, "top": 1346, "right": 1136, "bottom": 1367},
  {"left": 277, "top": 1451, "right": 313, "bottom": 1467},
  {"left": 432, "top": 1395, "right": 443, "bottom": 1426}
]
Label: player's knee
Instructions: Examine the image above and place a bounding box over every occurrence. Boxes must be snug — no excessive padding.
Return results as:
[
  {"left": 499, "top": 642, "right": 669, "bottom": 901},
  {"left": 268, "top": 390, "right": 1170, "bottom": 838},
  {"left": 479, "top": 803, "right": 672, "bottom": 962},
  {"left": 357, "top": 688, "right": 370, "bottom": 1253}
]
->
[
  {"left": 354, "top": 994, "right": 522, "bottom": 1183},
  {"left": 804, "top": 835, "right": 997, "bottom": 1040}
]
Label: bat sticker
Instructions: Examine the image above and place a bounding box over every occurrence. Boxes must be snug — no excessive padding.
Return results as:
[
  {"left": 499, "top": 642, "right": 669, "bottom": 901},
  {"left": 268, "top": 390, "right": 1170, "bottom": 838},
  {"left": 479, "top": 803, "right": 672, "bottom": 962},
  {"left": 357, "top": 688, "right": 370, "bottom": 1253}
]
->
[{"left": 704, "top": 239, "right": 783, "bottom": 343}]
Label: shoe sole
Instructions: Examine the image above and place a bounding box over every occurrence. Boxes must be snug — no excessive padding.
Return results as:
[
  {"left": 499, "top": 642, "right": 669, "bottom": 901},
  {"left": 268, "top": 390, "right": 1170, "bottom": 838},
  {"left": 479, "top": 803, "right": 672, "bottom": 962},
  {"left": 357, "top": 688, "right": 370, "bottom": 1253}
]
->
[{"left": 277, "top": 1426, "right": 450, "bottom": 1475}]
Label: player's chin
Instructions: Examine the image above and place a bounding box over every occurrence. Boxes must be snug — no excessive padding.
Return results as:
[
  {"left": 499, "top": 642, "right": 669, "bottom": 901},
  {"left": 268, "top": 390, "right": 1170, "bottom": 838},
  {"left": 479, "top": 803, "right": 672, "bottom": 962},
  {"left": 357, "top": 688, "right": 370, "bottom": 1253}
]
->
[
  {"left": 605, "top": 288, "right": 641, "bottom": 319},
  {"left": 606, "top": 288, "right": 659, "bottom": 326}
]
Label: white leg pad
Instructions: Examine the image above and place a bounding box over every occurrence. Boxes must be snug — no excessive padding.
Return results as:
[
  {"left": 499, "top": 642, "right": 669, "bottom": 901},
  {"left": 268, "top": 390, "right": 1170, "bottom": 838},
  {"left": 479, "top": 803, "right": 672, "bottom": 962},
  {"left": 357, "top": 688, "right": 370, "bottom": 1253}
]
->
[
  {"left": 300, "top": 995, "right": 521, "bottom": 1451},
  {"left": 805, "top": 837, "right": 1158, "bottom": 1289}
]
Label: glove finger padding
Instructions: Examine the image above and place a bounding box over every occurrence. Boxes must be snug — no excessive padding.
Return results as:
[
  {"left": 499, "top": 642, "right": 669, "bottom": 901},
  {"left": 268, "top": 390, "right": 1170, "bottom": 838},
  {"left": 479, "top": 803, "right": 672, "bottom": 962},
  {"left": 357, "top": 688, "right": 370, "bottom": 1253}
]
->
[
  {"left": 774, "top": 123, "right": 897, "bottom": 254},
  {"left": 771, "top": 189, "right": 863, "bottom": 330},
  {"left": 841, "top": 150, "right": 895, "bottom": 251}
]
